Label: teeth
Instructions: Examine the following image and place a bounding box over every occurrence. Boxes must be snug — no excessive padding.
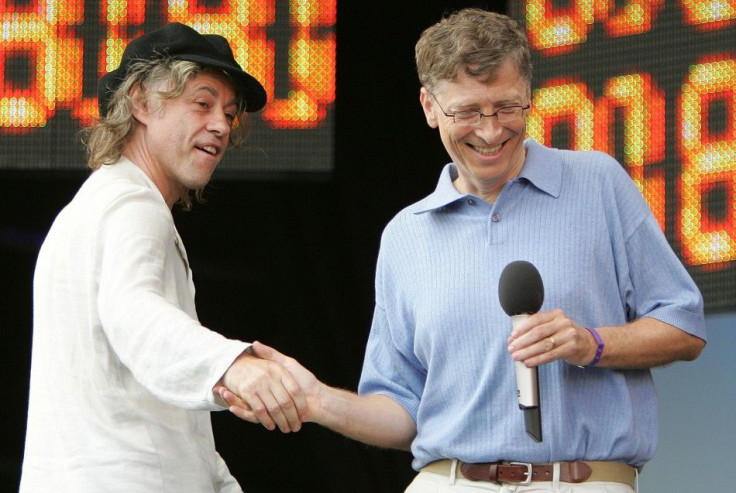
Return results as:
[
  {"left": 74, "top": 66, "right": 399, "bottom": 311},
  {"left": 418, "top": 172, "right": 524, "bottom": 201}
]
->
[
  {"left": 473, "top": 144, "right": 502, "bottom": 155},
  {"left": 201, "top": 146, "right": 217, "bottom": 155}
]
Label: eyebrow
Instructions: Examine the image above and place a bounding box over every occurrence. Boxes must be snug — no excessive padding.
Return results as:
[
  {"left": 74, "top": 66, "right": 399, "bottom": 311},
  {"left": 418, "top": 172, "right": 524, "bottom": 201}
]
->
[
  {"left": 449, "top": 98, "right": 523, "bottom": 114},
  {"left": 494, "top": 97, "right": 524, "bottom": 106},
  {"left": 190, "top": 85, "right": 239, "bottom": 108}
]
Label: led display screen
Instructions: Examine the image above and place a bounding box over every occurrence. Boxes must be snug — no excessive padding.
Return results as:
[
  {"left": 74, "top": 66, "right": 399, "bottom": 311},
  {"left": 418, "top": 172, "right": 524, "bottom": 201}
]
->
[
  {"left": 0, "top": 0, "right": 335, "bottom": 175},
  {"left": 509, "top": 1, "right": 736, "bottom": 312}
]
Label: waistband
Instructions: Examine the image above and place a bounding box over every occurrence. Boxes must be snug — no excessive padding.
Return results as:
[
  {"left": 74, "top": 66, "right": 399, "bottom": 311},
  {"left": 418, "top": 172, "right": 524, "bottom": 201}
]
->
[{"left": 422, "top": 459, "right": 636, "bottom": 488}]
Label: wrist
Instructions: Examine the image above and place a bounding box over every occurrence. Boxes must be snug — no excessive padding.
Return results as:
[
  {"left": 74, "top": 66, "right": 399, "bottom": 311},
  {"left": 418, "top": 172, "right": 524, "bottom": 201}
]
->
[{"left": 580, "top": 327, "right": 604, "bottom": 367}]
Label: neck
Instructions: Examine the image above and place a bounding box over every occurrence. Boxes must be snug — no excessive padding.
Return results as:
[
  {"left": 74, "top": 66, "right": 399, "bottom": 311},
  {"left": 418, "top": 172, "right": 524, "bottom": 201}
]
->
[{"left": 121, "top": 147, "right": 183, "bottom": 209}]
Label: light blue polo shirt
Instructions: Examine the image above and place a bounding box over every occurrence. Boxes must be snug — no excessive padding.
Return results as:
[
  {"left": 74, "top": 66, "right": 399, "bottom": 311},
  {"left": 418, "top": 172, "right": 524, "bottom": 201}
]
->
[{"left": 358, "top": 139, "right": 706, "bottom": 471}]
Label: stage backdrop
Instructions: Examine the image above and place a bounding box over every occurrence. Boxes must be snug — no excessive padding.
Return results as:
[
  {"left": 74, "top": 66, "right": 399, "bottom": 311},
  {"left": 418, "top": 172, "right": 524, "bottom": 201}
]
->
[{"left": 2, "top": 1, "right": 735, "bottom": 309}]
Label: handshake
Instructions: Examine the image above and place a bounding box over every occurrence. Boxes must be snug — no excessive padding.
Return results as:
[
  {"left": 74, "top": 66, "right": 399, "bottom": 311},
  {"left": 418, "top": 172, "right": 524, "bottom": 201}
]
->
[
  {"left": 213, "top": 341, "right": 319, "bottom": 433},
  {"left": 213, "top": 341, "right": 417, "bottom": 451}
]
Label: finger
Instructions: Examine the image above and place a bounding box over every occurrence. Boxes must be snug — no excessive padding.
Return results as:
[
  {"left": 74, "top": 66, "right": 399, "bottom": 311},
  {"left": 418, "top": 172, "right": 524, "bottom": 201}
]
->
[
  {"left": 510, "top": 313, "right": 564, "bottom": 350},
  {"left": 242, "top": 372, "right": 302, "bottom": 434},
  {"left": 230, "top": 407, "right": 259, "bottom": 423},
  {"left": 510, "top": 333, "right": 556, "bottom": 362},
  {"left": 219, "top": 388, "right": 260, "bottom": 424},
  {"left": 547, "top": 336, "right": 557, "bottom": 351},
  {"left": 220, "top": 387, "right": 250, "bottom": 410},
  {"left": 250, "top": 389, "right": 298, "bottom": 433},
  {"left": 266, "top": 382, "right": 303, "bottom": 432},
  {"left": 508, "top": 312, "right": 550, "bottom": 340},
  {"left": 228, "top": 403, "right": 260, "bottom": 424},
  {"left": 278, "top": 368, "right": 309, "bottom": 421},
  {"left": 246, "top": 395, "right": 278, "bottom": 431},
  {"left": 252, "top": 341, "right": 291, "bottom": 365}
]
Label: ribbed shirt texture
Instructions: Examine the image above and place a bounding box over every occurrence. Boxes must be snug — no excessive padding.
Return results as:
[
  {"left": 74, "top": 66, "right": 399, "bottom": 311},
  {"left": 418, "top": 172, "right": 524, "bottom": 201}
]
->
[{"left": 358, "top": 139, "right": 706, "bottom": 471}]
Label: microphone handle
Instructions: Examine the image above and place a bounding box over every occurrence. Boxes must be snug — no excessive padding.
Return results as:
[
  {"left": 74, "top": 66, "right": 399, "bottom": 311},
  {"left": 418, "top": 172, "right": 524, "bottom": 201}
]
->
[{"left": 511, "top": 314, "right": 539, "bottom": 409}]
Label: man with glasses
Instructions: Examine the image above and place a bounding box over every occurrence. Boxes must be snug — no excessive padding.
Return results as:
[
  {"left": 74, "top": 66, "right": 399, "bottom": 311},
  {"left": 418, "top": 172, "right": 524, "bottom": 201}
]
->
[{"left": 221, "top": 8, "right": 706, "bottom": 492}]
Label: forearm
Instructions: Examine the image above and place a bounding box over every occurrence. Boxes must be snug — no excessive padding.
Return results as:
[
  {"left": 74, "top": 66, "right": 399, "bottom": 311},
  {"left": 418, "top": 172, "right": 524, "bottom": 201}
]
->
[
  {"left": 592, "top": 317, "right": 705, "bottom": 369},
  {"left": 312, "top": 386, "right": 416, "bottom": 451}
]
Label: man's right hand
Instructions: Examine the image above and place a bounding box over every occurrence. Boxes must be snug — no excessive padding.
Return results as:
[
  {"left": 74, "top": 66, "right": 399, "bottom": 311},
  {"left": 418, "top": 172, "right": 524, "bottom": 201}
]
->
[{"left": 215, "top": 347, "right": 308, "bottom": 433}]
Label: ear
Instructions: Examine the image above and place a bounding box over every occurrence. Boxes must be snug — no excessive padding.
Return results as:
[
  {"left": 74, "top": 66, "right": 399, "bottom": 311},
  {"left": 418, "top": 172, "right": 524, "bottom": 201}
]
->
[
  {"left": 129, "top": 83, "right": 150, "bottom": 124},
  {"left": 419, "top": 87, "right": 439, "bottom": 129}
]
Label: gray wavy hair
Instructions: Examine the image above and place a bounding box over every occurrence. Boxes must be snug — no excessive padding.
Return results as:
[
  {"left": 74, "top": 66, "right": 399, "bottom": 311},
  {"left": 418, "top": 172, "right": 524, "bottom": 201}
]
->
[{"left": 415, "top": 8, "right": 532, "bottom": 93}]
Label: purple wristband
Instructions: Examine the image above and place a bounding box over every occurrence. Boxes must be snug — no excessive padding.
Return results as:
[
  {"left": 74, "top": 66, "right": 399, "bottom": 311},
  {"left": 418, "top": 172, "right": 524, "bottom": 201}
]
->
[{"left": 583, "top": 327, "right": 604, "bottom": 367}]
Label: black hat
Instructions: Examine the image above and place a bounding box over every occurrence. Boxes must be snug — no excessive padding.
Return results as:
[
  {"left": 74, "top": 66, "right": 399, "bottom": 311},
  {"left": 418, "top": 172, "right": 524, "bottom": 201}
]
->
[{"left": 98, "top": 23, "right": 267, "bottom": 116}]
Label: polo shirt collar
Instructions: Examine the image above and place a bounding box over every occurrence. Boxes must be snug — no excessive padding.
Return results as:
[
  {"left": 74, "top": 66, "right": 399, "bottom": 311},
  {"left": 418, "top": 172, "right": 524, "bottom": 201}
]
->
[{"left": 413, "top": 139, "right": 562, "bottom": 214}]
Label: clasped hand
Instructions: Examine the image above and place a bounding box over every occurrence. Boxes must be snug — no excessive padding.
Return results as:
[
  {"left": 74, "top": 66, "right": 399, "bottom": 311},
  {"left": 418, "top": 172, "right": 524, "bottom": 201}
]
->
[{"left": 214, "top": 341, "right": 320, "bottom": 433}]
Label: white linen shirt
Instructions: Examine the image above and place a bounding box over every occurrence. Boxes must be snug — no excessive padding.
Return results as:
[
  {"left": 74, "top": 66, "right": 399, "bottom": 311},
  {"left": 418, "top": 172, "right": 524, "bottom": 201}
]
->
[{"left": 21, "top": 158, "right": 249, "bottom": 492}]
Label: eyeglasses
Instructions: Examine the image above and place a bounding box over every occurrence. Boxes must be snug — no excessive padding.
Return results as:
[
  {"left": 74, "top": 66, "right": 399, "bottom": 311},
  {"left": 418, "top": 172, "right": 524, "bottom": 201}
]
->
[{"left": 431, "top": 94, "right": 530, "bottom": 126}]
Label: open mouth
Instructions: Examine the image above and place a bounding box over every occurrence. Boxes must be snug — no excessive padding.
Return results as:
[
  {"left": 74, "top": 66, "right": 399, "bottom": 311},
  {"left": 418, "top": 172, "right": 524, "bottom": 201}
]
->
[
  {"left": 196, "top": 145, "right": 218, "bottom": 156},
  {"left": 469, "top": 142, "right": 503, "bottom": 156}
]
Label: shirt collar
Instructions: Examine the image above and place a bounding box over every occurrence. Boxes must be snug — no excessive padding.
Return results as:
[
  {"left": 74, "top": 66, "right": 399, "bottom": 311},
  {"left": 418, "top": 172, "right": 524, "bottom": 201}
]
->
[
  {"left": 413, "top": 139, "right": 562, "bottom": 214},
  {"left": 108, "top": 156, "right": 169, "bottom": 207}
]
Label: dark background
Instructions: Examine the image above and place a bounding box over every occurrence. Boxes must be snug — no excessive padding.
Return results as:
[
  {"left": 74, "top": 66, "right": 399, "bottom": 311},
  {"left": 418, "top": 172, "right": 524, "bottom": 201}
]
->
[{"left": 0, "top": 1, "right": 507, "bottom": 492}]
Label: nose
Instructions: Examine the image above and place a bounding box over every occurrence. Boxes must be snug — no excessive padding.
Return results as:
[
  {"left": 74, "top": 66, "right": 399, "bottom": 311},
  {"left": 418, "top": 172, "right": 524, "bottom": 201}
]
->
[
  {"left": 208, "top": 109, "right": 231, "bottom": 137},
  {"left": 473, "top": 115, "right": 504, "bottom": 140}
]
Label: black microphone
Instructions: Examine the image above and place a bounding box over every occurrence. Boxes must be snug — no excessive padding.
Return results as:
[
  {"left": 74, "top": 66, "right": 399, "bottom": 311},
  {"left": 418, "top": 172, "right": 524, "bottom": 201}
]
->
[{"left": 498, "top": 260, "right": 544, "bottom": 442}]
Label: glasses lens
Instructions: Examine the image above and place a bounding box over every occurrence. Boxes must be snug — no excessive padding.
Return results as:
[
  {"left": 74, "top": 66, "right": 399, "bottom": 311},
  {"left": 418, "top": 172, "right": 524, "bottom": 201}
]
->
[
  {"left": 453, "top": 111, "right": 480, "bottom": 125},
  {"left": 496, "top": 107, "right": 522, "bottom": 123}
]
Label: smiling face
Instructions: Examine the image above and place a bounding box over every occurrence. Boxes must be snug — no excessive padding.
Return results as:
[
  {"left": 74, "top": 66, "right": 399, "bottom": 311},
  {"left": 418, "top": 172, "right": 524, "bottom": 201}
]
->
[
  {"left": 420, "top": 59, "right": 531, "bottom": 203},
  {"left": 126, "top": 70, "right": 239, "bottom": 207}
]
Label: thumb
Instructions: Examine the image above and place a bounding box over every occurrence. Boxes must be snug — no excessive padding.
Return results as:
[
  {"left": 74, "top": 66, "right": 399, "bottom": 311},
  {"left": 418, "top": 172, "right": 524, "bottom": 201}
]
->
[{"left": 251, "top": 340, "right": 287, "bottom": 363}]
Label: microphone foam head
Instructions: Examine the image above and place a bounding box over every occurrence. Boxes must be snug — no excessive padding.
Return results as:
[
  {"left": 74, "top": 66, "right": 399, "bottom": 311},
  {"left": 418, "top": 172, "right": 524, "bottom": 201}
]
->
[{"left": 498, "top": 260, "right": 544, "bottom": 315}]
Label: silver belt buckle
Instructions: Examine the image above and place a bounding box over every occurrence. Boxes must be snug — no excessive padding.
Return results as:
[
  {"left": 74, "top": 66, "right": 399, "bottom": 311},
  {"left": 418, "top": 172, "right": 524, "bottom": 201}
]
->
[{"left": 509, "top": 462, "right": 533, "bottom": 486}]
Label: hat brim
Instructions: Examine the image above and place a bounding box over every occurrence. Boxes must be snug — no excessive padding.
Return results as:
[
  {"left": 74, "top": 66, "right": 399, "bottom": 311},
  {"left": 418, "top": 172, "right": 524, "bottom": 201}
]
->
[
  {"left": 179, "top": 53, "right": 267, "bottom": 112},
  {"left": 98, "top": 54, "right": 267, "bottom": 116}
]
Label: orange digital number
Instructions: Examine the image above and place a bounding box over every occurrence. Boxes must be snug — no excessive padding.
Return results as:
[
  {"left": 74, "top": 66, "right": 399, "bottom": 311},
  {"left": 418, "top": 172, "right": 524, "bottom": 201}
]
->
[
  {"left": 596, "top": 0, "right": 665, "bottom": 36},
  {"left": 525, "top": 0, "right": 596, "bottom": 55},
  {"left": 527, "top": 78, "right": 595, "bottom": 150},
  {"left": 678, "top": 54, "right": 736, "bottom": 268},
  {"left": 525, "top": 0, "right": 665, "bottom": 53},
  {"left": 594, "top": 73, "right": 666, "bottom": 229},
  {"left": 680, "top": 0, "right": 736, "bottom": 30},
  {"left": 0, "top": 1, "right": 336, "bottom": 132},
  {"left": 261, "top": 0, "right": 336, "bottom": 129},
  {"left": 70, "top": 0, "right": 147, "bottom": 127},
  {"left": 0, "top": 0, "right": 83, "bottom": 133}
]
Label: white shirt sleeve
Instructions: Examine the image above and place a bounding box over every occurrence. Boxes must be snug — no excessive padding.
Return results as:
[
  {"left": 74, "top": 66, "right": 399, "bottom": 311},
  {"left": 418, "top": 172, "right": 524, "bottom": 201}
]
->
[{"left": 96, "top": 186, "right": 247, "bottom": 410}]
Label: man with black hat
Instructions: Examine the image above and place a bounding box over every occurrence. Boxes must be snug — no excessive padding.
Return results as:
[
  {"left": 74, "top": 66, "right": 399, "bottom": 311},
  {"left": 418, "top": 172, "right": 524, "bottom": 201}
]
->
[{"left": 20, "top": 23, "right": 305, "bottom": 492}]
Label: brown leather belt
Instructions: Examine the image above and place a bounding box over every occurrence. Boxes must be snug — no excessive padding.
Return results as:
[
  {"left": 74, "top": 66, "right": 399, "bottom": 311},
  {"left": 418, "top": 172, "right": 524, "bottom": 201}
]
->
[{"left": 422, "top": 459, "right": 636, "bottom": 488}]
